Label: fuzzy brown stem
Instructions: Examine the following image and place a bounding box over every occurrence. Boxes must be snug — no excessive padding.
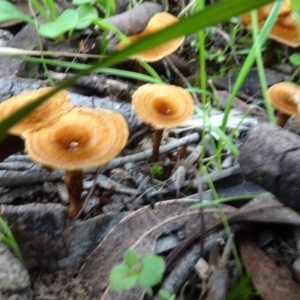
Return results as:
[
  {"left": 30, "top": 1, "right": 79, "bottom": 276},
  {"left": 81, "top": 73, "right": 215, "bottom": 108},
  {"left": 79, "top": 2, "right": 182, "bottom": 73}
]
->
[
  {"left": 135, "top": 61, "right": 146, "bottom": 86},
  {"left": 152, "top": 129, "right": 164, "bottom": 163},
  {"left": 64, "top": 170, "right": 84, "bottom": 218},
  {"left": 276, "top": 112, "right": 290, "bottom": 127}
]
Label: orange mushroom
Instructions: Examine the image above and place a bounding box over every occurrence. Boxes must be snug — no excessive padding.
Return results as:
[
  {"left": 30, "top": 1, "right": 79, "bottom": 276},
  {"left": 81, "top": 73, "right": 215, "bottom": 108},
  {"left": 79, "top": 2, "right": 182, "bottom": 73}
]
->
[
  {"left": 267, "top": 82, "right": 300, "bottom": 127},
  {"left": 0, "top": 87, "right": 73, "bottom": 137},
  {"left": 240, "top": 0, "right": 299, "bottom": 48},
  {"left": 25, "top": 106, "right": 129, "bottom": 218},
  {"left": 117, "top": 12, "right": 185, "bottom": 62},
  {"left": 132, "top": 84, "right": 194, "bottom": 162}
]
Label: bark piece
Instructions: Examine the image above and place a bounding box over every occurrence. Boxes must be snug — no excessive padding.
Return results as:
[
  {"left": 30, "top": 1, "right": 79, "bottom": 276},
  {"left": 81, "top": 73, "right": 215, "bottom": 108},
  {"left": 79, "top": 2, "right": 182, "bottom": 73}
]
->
[
  {"left": 59, "top": 212, "right": 127, "bottom": 272},
  {"left": 0, "top": 203, "right": 68, "bottom": 271},
  {"left": 239, "top": 123, "right": 300, "bottom": 210},
  {"left": 0, "top": 242, "right": 32, "bottom": 300},
  {"left": 0, "top": 24, "right": 39, "bottom": 77},
  {"left": 0, "top": 203, "right": 126, "bottom": 274}
]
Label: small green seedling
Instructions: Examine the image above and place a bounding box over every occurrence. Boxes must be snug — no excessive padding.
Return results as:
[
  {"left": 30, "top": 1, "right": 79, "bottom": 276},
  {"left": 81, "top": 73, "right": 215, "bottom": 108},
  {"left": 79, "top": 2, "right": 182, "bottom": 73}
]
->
[
  {"left": 38, "top": 8, "right": 79, "bottom": 40},
  {"left": 38, "top": 4, "right": 99, "bottom": 39},
  {"left": 226, "top": 273, "right": 254, "bottom": 300},
  {"left": 110, "top": 249, "right": 166, "bottom": 295},
  {"left": 151, "top": 164, "right": 164, "bottom": 179},
  {"left": 0, "top": 0, "right": 117, "bottom": 41},
  {"left": 158, "top": 289, "right": 177, "bottom": 300}
]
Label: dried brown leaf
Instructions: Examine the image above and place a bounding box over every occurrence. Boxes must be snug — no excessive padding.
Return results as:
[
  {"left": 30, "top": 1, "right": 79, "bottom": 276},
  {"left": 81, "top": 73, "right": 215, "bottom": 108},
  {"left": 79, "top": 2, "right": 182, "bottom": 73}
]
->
[{"left": 240, "top": 238, "right": 300, "bottom": 300}]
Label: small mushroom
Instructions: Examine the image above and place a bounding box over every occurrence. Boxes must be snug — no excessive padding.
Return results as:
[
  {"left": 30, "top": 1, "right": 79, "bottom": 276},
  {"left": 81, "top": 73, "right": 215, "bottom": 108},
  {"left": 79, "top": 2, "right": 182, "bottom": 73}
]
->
[
  {"left": 267, "top": 82, "right": 300, "bottom": 127},
  {"left": 25, "top": 106, "right": 129, "bottom": 218},
  {"left": 0, "top": 87, "right": 73, "bottom": 137},
  {"left": 132, "top": 84, "right": 194, "bottom": 162},
  {"left": 117, "top": 12, "right": 185, "bottom": 62},
  {"left": 240, "top": 0, "right": 299, "bottom": 48}
]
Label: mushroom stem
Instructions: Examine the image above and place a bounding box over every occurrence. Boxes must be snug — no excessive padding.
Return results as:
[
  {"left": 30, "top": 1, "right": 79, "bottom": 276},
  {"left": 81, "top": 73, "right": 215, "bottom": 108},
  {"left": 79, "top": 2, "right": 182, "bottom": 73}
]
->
[
  {"left": 135, "top": 61, "right": 146, "bottom": 86},
  {"left": 276, "top": 112, "right": 290, "bottom": 127},
  {"left": 64, "top": 170, "right": 84, "bottom": 218},
  {"left": 152, "top": 129, "right": 164, "bottom": 162}
]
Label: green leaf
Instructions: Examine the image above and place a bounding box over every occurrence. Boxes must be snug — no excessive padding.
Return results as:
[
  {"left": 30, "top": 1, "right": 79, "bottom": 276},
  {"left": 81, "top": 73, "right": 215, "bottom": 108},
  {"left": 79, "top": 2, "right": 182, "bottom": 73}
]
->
[
  {"left": 292, "top": 0, "right": 300, "bottom": 13},
  {"left": 110, "top": 265, "right": 128, "bottom": 291},
  {"left": 38, "top": 9, "right": 78, "bottom": 39},
  {"left": 138, "top": 255, "right": 165, "bottom": 288},
  {"left": 159, "top": 289, "right": 174, "bottom": 300},
  {"left": 0, "top": 0, "right": 34, "bottom": 24},
  {"left": 73, "top": 0, "right": 92, "bottom": 5},
  {"left": 124, "top": 249, "right": 139, "bottom": 269},
  {"left": 123, "top": 273, "right": 139, "bottom": 290},
  {"left": 290, "top": 53, "right": 300, "bottom": 67},
  {"left": 76, "top": 4, "right": 98, "bottom": 29}
]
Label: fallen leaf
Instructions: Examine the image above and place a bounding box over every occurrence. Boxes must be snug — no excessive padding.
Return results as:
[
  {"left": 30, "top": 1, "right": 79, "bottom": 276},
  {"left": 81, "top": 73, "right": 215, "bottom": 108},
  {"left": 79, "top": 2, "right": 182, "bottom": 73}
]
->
[{"left": 240, "top": 238, "right": 300, "bottom": 300}]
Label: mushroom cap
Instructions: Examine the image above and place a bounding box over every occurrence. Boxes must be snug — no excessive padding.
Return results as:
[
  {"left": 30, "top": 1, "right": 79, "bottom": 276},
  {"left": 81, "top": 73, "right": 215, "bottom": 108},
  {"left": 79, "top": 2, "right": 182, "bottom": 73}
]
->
[
  {"left": 117, "top": 12, "right": 184, "bottom": 62},
  {"left": 240, "top": 0, "right": 299, "bottom": 47},
  {"left": 268, "top": 82, "right": 300, "bottom": 115},
  {"left": 132, "top": 84, "right": 194, "bottom": 129},
  {"left": 241, "top": 0, "right": 291, "bottom": 24},
  {"left": 259, "top": 18, "right": 299, "bottom": 48},
  {"left": 25, "top": 107, "right": 129, "bottom": 171},
  {"left": 0, "top": 87, "right": 73, "bottom": 136}
]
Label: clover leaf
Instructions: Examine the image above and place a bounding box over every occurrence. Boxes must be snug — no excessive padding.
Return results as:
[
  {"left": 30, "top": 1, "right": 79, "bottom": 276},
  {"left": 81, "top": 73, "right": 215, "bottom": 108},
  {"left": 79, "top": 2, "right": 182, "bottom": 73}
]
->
[
  {"left": 38, "top": 9, "right": 78, "bottom": 39},
  {"left": 76, "top": 4, "right": 98, "bottom": 29},
  {"left": 0, "top": 0, "right": 34, "bottom": 24}
]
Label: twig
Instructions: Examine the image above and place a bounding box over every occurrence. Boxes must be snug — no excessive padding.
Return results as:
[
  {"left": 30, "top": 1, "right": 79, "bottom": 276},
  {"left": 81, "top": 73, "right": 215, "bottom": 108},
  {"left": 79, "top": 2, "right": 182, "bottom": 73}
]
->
[{"left": 0, "top": 47, "right": 103, "bottom": 59}]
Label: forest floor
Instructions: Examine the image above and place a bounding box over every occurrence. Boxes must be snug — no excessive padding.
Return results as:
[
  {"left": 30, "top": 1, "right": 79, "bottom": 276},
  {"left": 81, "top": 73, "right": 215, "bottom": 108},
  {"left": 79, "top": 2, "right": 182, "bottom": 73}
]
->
[{"left": 1, "top": 1, "right": 300, "bottom": 299}]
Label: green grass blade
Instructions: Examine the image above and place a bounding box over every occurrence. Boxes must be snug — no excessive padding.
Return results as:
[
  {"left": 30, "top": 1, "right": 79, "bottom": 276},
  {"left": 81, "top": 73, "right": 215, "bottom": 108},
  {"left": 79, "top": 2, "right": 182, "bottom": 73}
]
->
[
  {"left": 251, "top": 10, "right": 276, "bottom": 124},
  {"left": 194, "top": 106, "right": 240, "bottom": 156},
  {"left": 220, "top": 0, "right": 282, "bottom": 132},
  {"left": 189, "top": 194, "right": 260, "bottom": 210},
  {"left": 9, "top": 55, "right": 162, "bottom": 83}
]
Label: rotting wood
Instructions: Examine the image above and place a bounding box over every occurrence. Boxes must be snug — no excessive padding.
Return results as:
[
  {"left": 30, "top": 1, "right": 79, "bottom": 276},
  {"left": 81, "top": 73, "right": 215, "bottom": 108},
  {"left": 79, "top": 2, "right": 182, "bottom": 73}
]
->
[{"left": 239, "top": 123, "right": 300, "bottom": 210}]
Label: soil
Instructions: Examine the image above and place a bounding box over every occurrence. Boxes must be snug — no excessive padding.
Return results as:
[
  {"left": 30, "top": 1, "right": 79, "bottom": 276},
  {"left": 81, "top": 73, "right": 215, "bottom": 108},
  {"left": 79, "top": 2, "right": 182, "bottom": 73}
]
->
[{"left": 1, "top": 1, "right": 300, "bottom": 300}]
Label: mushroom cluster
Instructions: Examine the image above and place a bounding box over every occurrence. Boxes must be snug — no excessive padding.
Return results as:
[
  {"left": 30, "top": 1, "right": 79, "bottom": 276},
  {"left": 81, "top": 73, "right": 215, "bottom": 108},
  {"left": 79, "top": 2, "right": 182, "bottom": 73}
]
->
[
  {"left": 1, "top": 88, "right": 129, "bottom": 218},
  {"left": 240, "top": 0, "right": 299, "bottom": 47},
  {"left": 132, "top": 84, "right": 194, "bottom": 162},
  {"left": 268, "top": 82, "right": 300, "bottom": 127}
]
